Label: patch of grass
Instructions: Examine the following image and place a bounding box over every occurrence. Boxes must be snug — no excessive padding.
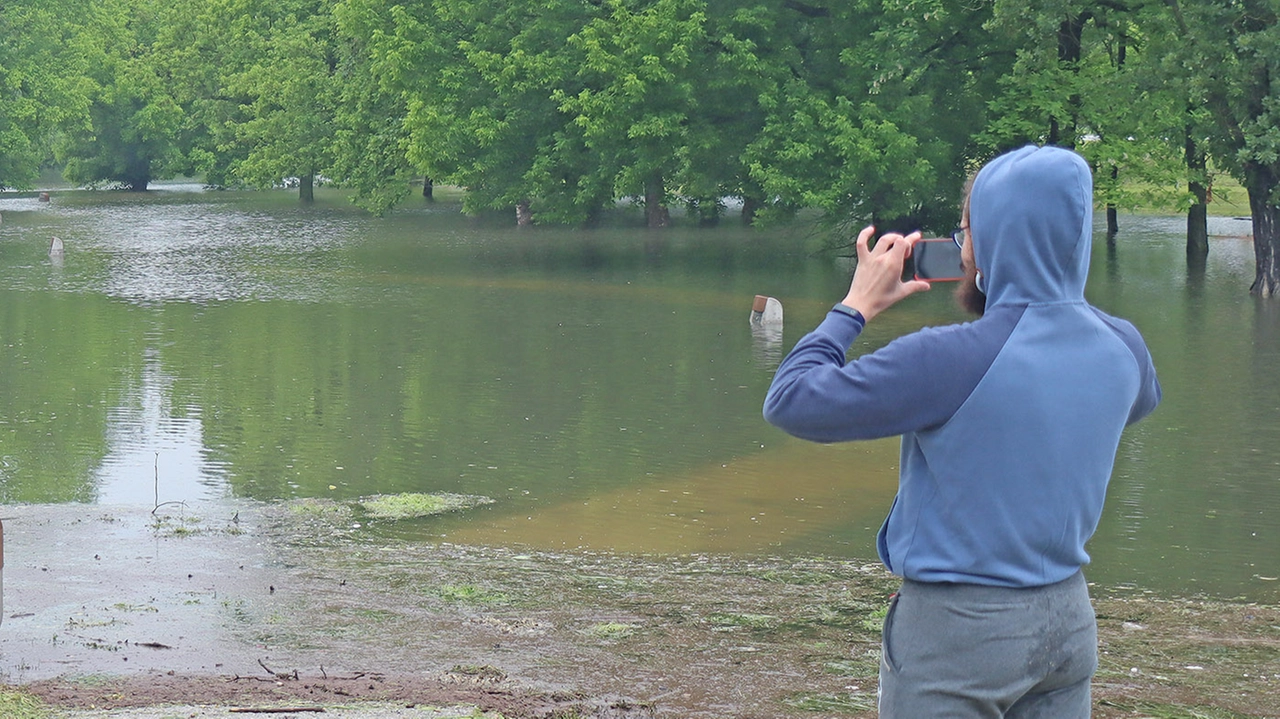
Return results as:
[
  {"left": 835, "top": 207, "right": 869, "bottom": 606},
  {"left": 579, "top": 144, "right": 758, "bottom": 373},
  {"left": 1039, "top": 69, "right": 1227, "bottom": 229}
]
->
[
  {"left": 359, "top": 492, "right": 494, "bottom": 520},
  {"left": 861, "top": 605, "right": 889, "bottom": 634},
  {"left": 749, "top": 568, "right": 839, "bottom": 585},
  {"left": 782, "top": 690, "right": 876, "bottom": 714},
  {"left": 1092, "top": 594, "right": 1280, "bottom": 715},
  {"left": 287, "top": 498, "right": 354, "bottom": 518},
  {"left": 436, "top": 584, "right": 510, "bottom": 604},
  {"left": 0, "top": 689, "right": 51, "bottom": 719},
  {"left": 449, "top": 664, "right": 507, "bottom": 681},
  {"left": 66, "top": 615, "right": 120, "bottom": 629},
  {"left": 111, "top": 602, "right": 159, "bottom": 613},
  {"left": 320, "top": 605, "right": 400, "bottom": 624},
  {"left": 1099, "top": 701, "right": 1256, "bottom": 719},
  {"left": 585, "top": 622, "right": 637, "bottom": 639},
  {"left": 150, "top": 513, "right": 207, "bottom": 537},
  {"left": 1118, "top": 173, "right": 1251, "bottom": 218},
  {"left": 707, "top": 612, "right": 779, "bottom": 631},
  {"left": 56, "top": 674, "right": 117, "bottom": 687},
  {"left": 825, "top": 649, "right": 882, "bottom": 678},
  {"left": 807, "top": 599, "right": 890, "bottom": 634}
]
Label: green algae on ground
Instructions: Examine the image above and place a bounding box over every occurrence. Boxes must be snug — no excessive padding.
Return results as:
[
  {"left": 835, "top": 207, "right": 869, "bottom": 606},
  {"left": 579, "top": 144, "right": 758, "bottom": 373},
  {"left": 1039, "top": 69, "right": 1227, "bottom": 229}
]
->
[
  {"left": 270, "top": 493, "right": 494, "bottom": 540},
  {"left": 358, "top": 492, "right": 494, "bottom": 520},
  {"left": 287, "top": 497, "right": 356, "bottom": 519},
  {"left": 0, "top": 690, "right": 51, "bottom": 719},
  {"left": 436, "top": 583, "right": 511, "bottom": 604}
]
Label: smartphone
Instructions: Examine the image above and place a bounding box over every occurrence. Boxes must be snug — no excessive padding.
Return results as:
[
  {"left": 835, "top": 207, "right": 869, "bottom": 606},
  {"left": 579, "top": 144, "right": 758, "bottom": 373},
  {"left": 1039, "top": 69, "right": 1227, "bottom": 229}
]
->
[{"left": 911, "top": 238, "right": 964, "bottom": 282}]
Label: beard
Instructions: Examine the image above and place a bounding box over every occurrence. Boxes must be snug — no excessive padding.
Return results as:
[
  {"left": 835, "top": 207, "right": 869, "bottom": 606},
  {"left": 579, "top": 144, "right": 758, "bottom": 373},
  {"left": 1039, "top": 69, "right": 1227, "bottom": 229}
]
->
[{"left": 954, "top": 263, "right": 986, "bottom": 316}]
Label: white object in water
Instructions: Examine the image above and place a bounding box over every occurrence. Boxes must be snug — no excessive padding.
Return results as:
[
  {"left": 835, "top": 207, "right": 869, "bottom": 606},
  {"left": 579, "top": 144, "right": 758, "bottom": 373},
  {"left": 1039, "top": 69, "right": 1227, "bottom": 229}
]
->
[
  {"left": 49, "top": 236, "right": 64, "bottom": 256},
  {"left": 750, "top": 295, "right": 783, "bottom": 326}
]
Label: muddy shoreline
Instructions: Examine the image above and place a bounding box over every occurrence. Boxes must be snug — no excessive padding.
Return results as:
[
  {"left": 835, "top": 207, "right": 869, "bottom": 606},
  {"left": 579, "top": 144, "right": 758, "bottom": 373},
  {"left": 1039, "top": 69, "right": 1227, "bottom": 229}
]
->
[{"left": 2, "top": 501, "right": 1278, "bottom": 718}]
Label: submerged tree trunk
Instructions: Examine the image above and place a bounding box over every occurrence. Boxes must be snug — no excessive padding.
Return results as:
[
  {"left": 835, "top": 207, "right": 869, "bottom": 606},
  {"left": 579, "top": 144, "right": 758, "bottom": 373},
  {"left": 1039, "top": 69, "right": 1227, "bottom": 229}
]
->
[
  {"left": 689, "top": 199, "right": 720, "bottom": 227},
  {"left": 1247, "top": 164, "right": 1280, "bottom": 297},
  {"left": 299, "top": 172, "right": 315, "bottom": 203},
  {"left": 645, "top": 174, "right": 670, "bottom": 229},
  {"left": 1185, "top": 124, "right": 1209, "bottom": 268},
  {"left": 582, "top": 195, "right": 612, "bottom": 228},
  {"left": 423, "top": 177, "right": 433, "bottom": 200},
  {"left": 1106, "top": 166, "right": 1119, "bottom": 241},
  {"left": 516, "top": 200, "right": 533, "bottom": 227},
  {"left": 123, "top": 158, "right": 151, "bottom": 191}
]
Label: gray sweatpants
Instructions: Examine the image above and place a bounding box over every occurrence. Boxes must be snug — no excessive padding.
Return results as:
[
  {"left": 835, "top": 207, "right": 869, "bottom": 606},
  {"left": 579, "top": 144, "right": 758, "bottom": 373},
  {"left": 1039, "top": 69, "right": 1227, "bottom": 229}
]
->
[{"left": 878, "top": 570, "right": 1096, "bottom": 718}]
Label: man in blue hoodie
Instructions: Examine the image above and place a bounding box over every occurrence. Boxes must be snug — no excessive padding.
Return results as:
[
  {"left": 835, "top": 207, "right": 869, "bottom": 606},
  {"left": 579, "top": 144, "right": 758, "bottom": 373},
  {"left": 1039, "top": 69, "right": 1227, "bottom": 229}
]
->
[{"left": 763, "top": 145, "right": 1161, "bottom": 717}]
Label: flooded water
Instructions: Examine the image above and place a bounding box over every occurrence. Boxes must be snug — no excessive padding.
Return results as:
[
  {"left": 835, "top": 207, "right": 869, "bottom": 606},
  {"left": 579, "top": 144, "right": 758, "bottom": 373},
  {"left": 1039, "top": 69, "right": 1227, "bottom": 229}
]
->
[{"left": 1, "top": 186, "right": 1277, "bottom": 602}]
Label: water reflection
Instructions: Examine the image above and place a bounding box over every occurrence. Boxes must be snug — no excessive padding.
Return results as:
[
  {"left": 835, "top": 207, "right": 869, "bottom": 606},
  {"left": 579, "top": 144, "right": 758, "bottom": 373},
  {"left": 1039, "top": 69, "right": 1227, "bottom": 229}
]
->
[
  {"left": 93, "top": 339, "right": 228, "bottom": 504},
  {"left": 750, "top": 321, "right": 785, "bottom": 372}
]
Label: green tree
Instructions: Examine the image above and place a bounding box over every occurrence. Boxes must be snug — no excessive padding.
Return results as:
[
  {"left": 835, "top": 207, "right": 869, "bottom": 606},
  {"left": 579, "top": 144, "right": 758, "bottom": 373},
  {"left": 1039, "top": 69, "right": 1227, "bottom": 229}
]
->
[
  {"left": 331, "top": 0, "right": 422, "bottom": 214},
  {"left": 348, "top": 0, "right": 593, "bottom": 224},
  {"left": 555, "top": 0, "right": 711, "bottom": 228},
  {"left": 54, "top": 0, "right": 190, "bottom": 191},
  {"left": 983, "top": 1, "right": 1194, "bottom": 242},
  {"left": 207, "top": 0, "right": 341, "bottom": 202},
  {"left": 742, "top": 0, "right": 1006, "bottom": 231},
  {"left": 0, "top": 2, "right": 94, "bottom": 189},
  {"left": 1159, "top": 0, "right": 1280, "bottom": 295}
]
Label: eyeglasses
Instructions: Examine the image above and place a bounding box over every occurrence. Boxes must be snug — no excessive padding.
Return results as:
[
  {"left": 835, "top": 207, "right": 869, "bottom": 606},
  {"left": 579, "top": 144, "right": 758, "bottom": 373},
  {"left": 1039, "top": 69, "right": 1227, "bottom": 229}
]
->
[{"left": 951, "top": 226, "right": 967, "bottom": 249}]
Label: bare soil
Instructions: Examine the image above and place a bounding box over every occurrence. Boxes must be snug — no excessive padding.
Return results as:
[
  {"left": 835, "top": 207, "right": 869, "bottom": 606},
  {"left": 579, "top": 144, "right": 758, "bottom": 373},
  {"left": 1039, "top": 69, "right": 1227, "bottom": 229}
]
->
[{"left": 2, "top": 501, "right": 1278, "bottom": 718}]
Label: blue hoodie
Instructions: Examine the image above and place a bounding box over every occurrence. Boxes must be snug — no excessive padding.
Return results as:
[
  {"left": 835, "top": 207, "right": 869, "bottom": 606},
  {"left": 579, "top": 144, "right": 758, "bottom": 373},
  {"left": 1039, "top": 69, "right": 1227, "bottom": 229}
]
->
[{"left": 763, "top": 146, "right": 1161, "bottom": 588}]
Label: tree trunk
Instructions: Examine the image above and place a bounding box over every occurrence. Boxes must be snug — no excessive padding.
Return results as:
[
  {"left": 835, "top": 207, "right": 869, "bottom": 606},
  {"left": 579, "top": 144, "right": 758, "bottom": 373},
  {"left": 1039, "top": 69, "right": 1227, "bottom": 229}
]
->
[
  {"left": 299, "top": 173, "right": 315, "bottom": 203},
  {"left": 1247, "top": 164, "right": 1280, "bottom": 297},
  {"left": 423, "top": 177, "right": 433, "bottom": 200},
  {"left": 1185, "top": 124, "right": 1209, "bottom": 269},
  {"left": 645, "top": 174, "right": 670, "bottom": 229},
  {"left": 516, "top": 200, "right": 533, "bottom": 226},
  {"left": 1050, "top": 14, "right": 1089, "bottom": 149},
  {"left": 742, "top": 197, "right": 762, "bottom": 226}
]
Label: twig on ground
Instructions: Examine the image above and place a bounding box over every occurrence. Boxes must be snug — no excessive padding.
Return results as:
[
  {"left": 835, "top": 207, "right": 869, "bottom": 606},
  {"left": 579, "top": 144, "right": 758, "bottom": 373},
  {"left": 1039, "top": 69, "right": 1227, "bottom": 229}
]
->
[
  {"left": 229, "top": 708, "right": 325, "bottom": 714},
  {"left": 258, "top": 658, "right": 300, "bottom": 681}
]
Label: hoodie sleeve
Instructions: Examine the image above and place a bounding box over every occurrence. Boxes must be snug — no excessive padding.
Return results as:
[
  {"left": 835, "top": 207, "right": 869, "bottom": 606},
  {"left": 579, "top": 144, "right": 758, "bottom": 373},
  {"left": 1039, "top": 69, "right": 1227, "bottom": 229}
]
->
[
  {"left": 1091, "top": 308, "right": 1162, "bottom": 424},
  {"left": 762, "top": 305, "right": 1019, "bottom": 442}
]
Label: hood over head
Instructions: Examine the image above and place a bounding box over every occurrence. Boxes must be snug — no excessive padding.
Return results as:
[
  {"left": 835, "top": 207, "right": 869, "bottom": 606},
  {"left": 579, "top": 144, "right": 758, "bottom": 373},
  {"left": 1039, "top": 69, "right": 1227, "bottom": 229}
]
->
[{"left": 968, "top": 145, "right": 1093, "bottom": 306}]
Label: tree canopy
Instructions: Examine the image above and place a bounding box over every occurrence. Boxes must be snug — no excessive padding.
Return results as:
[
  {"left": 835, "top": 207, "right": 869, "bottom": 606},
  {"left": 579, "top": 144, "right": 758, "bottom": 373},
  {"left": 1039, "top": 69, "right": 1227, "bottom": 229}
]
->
[{"left": 3, "top": 0, "right": 1280, "bottom": 292}]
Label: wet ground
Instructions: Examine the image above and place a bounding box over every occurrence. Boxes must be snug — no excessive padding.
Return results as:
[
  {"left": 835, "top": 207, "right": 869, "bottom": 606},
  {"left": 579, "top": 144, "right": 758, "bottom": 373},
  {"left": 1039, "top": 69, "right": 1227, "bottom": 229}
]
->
[
  {"left": 2, "top": 500, "right": 1279, "bottom": 718},
  {"left": 0, "top": 499, "right": 897, "bottom": 717}
]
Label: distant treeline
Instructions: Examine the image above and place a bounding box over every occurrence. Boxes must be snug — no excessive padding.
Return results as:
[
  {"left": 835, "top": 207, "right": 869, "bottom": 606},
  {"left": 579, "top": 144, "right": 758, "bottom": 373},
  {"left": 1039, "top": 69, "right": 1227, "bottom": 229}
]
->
[{"left": 1, "top": 1, "right": 1278, "bottom": 290}]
